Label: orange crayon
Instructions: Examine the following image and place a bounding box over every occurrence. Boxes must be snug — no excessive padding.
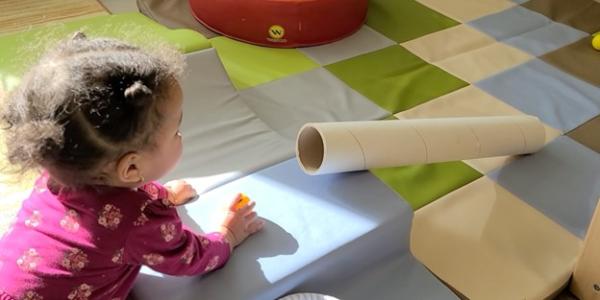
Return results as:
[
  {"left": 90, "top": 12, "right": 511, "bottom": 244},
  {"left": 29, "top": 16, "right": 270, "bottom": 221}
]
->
[{"left": 234, "top": 193, "right": 250, "bottom": 210}]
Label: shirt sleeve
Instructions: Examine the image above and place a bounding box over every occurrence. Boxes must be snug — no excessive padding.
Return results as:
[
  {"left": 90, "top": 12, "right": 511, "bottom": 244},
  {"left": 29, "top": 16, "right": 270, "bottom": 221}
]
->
[{"left": 123, "top": 182, "right": 231, "bottom": 276}]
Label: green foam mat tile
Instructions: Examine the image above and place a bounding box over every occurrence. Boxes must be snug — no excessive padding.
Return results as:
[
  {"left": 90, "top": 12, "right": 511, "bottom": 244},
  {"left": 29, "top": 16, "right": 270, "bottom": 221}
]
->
[
  {"left": 367, "top": 0, "right": 460, "bottom": 43},
  {"left": 371, "top": 161, "right": 483, "bottom": 210},
  {"left": 0, "top": 12, "right": 210, "bottom": 92},
  {"left": 325, "top": 45, "right": 468, "bottom": 114},
  {"left": 210, "top": 36, "right": 319, "bottom": 90}
]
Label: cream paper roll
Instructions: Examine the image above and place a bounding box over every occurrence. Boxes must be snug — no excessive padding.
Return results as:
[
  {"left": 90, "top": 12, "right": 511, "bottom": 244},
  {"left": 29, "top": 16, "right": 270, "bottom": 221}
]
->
[{"left": 296, "top": 116, "right": 545, "bottom": 175}]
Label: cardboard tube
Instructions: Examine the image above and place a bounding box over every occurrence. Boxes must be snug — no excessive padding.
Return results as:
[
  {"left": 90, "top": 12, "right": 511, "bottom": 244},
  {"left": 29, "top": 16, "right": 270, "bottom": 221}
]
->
[{"left": 296, "top": 116, "right": 545, "bottom": 175}]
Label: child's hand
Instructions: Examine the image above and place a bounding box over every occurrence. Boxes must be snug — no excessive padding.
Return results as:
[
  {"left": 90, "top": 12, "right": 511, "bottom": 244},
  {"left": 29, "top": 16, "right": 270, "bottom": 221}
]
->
[
  {"left": 219, "top": 194, "right": 265, "bottom": 250},
  {"left": 165, "top": 180, "right": 197, "bottom": 206}
]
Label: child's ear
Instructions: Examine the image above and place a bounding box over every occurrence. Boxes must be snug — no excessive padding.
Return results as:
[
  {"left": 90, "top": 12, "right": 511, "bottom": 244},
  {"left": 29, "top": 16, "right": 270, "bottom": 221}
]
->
[{"left": 116, "top": 152, "right": 144, "bottom": 184}]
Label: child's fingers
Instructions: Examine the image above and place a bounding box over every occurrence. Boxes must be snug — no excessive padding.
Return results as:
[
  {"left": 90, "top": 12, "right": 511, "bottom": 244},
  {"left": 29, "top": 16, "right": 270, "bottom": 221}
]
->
[
  {"left": 246, "top": 219, "right": 265, "bottom": 234},
  {"left": 242, "top": 201, "right": 257, "bottom": 212},
  {"left": 236, "top": 201, "right": 256, "bottom": 213},
  {"left": 244, "top": 211, "right": 257, "bottom": 221},
  {"left": 184, "top": 185, "right": 197, "bottom": 198},
  {"left": 177, "top": 185, "right": 197, "bottom": 203},
  {"left": 227, "top": 193, "right": 243, "bottom": 210}
]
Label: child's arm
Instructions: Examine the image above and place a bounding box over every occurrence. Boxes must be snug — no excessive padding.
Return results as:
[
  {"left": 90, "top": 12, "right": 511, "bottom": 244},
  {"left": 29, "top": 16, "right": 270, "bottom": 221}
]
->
[
  {"left": 124, "top": 185, "right": 263, "bottom": 276},
  {"left": 122, "top": 182, "right": 228, "bottom": 276},
  {"left": 123, "top": 201, "right": 231, "bottom": 276}
]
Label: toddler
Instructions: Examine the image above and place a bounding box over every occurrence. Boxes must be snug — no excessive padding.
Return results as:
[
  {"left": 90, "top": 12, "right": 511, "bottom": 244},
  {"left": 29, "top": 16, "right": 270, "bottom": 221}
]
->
[{"left": 0, "top": 33, "right": 264, "bottom": 299}]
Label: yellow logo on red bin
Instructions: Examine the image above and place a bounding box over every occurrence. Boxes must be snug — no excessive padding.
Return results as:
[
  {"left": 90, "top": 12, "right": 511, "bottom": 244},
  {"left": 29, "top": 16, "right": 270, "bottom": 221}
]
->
[{"left": 268, "top": 25, "right": 285, "bottom": 40}]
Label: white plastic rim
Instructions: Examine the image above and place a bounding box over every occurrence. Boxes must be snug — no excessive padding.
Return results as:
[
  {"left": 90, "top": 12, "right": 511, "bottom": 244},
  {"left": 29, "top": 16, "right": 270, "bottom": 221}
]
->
[{"left": 278, "top": 293, "right": 341, "bottom": 300}]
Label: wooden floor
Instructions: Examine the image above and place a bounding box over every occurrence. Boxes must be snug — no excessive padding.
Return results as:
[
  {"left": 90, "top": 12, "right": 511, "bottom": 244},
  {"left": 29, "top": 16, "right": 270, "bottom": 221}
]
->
[{"left": 0, "top": 0, "right": 107, "bottom": 35}]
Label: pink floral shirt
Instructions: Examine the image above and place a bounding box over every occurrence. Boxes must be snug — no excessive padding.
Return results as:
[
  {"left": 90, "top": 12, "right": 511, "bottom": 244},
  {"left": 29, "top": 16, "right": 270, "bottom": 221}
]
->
[{"left": 0, "top": 174, "right": 230, "bottom": 300}]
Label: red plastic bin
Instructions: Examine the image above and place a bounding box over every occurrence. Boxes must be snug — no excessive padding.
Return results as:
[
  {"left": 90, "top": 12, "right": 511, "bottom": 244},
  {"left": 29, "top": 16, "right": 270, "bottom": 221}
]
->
[{"left": 189, "top": 0, "right": 368, "bottom": 48}]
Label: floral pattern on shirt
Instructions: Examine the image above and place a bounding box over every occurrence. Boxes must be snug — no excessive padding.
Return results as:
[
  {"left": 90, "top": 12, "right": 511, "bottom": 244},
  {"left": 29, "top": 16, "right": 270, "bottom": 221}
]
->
[
  {"left": 24, "top": 210, "right": 42, "bottom": 228},
  {"left": 60, "top": 210, "right": 81, "bottom": 232},
  {"left": 160, "top": 223, "right": 176, "bottom": 242},
  {"left": 139, "top": 199, "right": 152, "bottom": 212},
  {"left": 141, "top": 184, "right": 160, "bottom": 200},
  {"left": 98, "top": 204, "right": 122, "bottom": 230},
  {"left": 33, "top": 182, "right": 47, "bottom": 194},
  {"left": 61, "top": 248, "right": 89, "bottom": 272},
  {"left": 180, "top": 247, "right": 193, "bottom": 265},
  {"left": 142, "top": 253, "right": 164, "bottom": 266},
  {"left": 17, "top": 248, "right": 41, "bottom": 272},
  {"left": 67, "top": 283, "right": 93, "bottom": 300},
  {"left": 204, "top": 256, "right": 220, "bottom": 272},
  {"left": 1, "top": 177, "right": 233, "bottom": 294},
  {"left": 21, "top": 290, "right": 44, "bottom": 300},
  {"left": 111, "top": 248, "right": 124, "bottom": 265},
  {"left": 133, "top": 213, "right": 149, "bottom": 227},
  {"left": 200, "top": 236, "right": 210, "bottom": 249},
  {"left": 161, "top": 198, "right": 174, "bottom": 208}
]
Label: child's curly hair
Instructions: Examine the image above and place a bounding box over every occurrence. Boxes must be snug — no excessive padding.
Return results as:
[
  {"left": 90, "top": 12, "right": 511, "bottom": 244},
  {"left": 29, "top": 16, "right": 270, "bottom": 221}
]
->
[{"left": 1, "top": 32, "right": 185, "bottom": 186}]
